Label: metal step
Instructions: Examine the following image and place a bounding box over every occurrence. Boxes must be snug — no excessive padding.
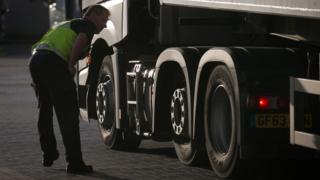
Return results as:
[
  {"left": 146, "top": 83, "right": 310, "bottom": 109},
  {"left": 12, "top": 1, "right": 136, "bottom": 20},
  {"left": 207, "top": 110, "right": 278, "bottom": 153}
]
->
[
  {"left": 290, "top": 52, "right": 320, "bottom": 150},
  {"left": 126, "top": 72, "right": 136, "bottom": 77},
  {"left": 127, "top": 100, "right": 137, "bottom": 105}
]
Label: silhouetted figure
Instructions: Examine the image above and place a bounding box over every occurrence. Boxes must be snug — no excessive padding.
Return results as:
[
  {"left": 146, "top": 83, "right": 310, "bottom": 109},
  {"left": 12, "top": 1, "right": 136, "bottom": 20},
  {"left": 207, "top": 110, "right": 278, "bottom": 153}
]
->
[{"left": 29, "top": 5, "right": 111, "bottom": 174}]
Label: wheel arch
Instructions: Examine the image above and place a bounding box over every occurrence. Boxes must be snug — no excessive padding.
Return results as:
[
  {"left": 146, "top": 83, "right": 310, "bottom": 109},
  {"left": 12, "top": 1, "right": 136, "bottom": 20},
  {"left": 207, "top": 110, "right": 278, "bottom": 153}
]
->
[
  {"left": 86, "top": 0, "right": 126, "bottom": 87},
  {"left": 86, "top": 38, "right": 121, "bottom": 129},
  {"left": 152, "top": 48, "right": 200, "bottom": 139},
  {"left": 193, "top": 48, "right": 242, "bottom": 145}
]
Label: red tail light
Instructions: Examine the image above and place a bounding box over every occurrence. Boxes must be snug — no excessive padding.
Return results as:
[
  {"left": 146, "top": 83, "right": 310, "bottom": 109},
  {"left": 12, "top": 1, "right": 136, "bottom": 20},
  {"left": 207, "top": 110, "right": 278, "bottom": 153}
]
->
[
  {"left": 248, "top": 96, "right": 288, "bottom": 110},
  {"left": 258, "top": 97, "right": 269, "bottom": 109}
]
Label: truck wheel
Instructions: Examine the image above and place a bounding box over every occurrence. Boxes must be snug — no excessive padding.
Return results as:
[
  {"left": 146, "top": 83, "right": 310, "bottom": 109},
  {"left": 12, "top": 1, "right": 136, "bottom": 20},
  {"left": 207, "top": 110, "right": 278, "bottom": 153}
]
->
[
  {"left": 204, "top": 65, "right": 239, "bottom": 178},
  {"left": 96, "top": 56, "right": 141, "bottom": 150},
  {"left": 96, "top": 57, "right": 122, "bottom": 149},
  {"left": 171, "top": 88, "right": 204, "bottom": 165}
]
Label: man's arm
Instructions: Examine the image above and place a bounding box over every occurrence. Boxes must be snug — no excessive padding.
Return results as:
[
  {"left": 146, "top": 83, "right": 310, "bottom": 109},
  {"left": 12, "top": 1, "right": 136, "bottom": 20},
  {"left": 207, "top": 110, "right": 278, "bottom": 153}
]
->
[{"left": 68, "top": 32, "right": 88, "bottom": 75}]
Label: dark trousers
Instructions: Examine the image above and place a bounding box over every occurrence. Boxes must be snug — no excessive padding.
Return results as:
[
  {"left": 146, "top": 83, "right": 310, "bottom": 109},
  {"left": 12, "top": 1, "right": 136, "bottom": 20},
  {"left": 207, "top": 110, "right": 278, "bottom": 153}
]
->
[{"left": 29, "top": 50, "right": 83, "bottom": 164}]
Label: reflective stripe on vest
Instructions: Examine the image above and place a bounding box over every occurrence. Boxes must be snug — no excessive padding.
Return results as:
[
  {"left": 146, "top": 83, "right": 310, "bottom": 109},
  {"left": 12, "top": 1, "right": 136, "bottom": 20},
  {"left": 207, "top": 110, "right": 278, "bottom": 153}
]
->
[{"left": 32, "top": 21, "right": 77, "bottom": 62}]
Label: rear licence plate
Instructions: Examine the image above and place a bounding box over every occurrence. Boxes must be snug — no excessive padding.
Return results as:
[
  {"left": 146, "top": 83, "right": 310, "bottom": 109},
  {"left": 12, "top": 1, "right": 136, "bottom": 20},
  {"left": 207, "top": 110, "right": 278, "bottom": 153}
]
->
[
  {"left": 256, "top": 114, "right": 289, "bottom": 128},
  {"left": 255, "top": 114, "right": 312, "bottom": 128}
]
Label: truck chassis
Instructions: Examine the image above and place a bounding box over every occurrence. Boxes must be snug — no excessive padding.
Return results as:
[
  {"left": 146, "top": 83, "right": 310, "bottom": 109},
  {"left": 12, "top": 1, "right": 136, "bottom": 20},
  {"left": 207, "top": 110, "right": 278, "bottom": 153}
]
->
[{"left": 71, "top": 0, "right": 320, "bottom": 178}]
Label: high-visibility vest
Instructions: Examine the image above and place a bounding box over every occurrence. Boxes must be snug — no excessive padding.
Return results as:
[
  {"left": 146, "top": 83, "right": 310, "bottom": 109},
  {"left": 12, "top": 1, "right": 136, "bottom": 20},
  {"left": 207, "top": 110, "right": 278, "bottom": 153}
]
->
[{"left": 32, "top": 21, "right": 77, "bottom": 62}]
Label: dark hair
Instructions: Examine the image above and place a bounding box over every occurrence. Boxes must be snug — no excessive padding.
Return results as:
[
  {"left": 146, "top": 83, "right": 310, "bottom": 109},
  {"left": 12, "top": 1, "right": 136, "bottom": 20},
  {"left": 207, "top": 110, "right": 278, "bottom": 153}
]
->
[{"left": 83, "top": 4, "right": 110, "bottom": 17}]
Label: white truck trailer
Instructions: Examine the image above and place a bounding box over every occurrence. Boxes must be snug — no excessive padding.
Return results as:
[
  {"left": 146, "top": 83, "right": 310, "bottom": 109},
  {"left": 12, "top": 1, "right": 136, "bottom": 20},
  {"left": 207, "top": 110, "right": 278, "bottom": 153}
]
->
[{"left": 49, "top": 0, "right": 320, "bottom": 178}]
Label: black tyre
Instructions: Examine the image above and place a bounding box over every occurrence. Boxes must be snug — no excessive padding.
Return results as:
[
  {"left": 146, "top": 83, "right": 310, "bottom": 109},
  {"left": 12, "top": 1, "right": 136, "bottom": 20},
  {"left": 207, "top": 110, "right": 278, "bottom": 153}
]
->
[
  {"left": 96, "top": 56, "right": 141, "bottom": 150},
  {"left": 204, "top": 65, "right": 239, "bottom": 178},
  {"left": 171, "top": 88, "right": 206, "bottom": 165}
]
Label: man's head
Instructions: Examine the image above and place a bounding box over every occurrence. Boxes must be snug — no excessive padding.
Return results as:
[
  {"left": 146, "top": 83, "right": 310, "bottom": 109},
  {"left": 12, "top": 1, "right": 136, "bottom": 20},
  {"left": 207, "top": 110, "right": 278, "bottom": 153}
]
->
[{"left": 83, "top": 5, "right": 110, "bottom": 33}]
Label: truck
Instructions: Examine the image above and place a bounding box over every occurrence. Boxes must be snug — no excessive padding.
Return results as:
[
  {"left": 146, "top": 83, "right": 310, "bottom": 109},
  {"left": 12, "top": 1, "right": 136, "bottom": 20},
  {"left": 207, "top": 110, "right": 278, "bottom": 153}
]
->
[{"left": 48, "top": 0, "right": 320, "bottom": 178}]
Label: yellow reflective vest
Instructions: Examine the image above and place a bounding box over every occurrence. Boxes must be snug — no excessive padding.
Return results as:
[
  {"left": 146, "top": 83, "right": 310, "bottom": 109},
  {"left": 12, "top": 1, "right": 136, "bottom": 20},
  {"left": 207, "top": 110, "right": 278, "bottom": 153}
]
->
[{"left": 32, "top": 21, "right": 77, "bottom": 62}]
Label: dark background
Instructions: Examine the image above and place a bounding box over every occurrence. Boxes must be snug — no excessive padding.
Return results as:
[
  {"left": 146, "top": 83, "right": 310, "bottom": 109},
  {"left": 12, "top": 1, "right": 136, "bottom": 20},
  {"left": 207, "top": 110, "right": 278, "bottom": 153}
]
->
[{"left": 1, "top": 0, "right": 49, "bottom": 39}]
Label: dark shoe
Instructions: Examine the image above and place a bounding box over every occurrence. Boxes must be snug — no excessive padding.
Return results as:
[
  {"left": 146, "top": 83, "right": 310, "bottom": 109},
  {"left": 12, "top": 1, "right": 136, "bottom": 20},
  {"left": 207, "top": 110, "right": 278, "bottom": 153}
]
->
[
  {"left": 42, "top": 151, "right": 59, "bottom": 167},
  {"left": 66, "top": 162, "right": 93, "bottom": 174}
]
